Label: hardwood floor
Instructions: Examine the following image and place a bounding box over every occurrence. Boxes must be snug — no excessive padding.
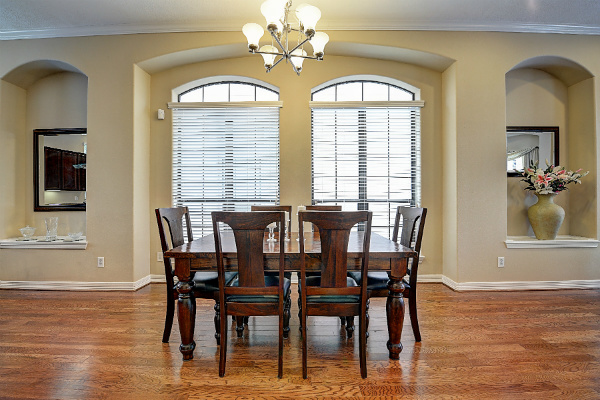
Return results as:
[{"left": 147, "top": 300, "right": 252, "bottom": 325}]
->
[{"left": 1, "top": 283, "right": 599, "bottom": 399}]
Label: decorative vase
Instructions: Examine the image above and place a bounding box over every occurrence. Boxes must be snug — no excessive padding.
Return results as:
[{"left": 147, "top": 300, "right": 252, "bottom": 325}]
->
[{"left": 527, "top": 193, "right": 565, "bottom": 240}]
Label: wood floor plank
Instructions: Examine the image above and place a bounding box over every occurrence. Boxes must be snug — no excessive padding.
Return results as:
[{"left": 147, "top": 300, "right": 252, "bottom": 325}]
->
[{"left": 1, "top": 283, "right": 599, "bottom": 399}]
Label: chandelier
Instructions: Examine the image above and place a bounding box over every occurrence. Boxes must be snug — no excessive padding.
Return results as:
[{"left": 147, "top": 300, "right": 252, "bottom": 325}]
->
[{"left": 242, "top": 0, "right": 329, "bottom": 75}]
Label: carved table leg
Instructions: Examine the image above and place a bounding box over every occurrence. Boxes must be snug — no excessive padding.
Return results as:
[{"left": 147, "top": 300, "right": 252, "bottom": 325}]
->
[
  {"left": 176, "top": 279, "right": 196, "bottom": 360},
  {"left": 386, "top": 260, "right": 406, "bottom": 360}
]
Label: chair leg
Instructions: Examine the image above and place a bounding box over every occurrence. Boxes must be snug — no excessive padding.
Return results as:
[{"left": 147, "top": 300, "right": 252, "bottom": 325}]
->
[
  {"left": 301, "top": 307, "right": 308, "bottom": 379},
  {"left": 359, "top": 309, "right": 367, "bottom": 379},
  {"left": 408, "top": 291, "right": 421, "bottom": 342},
  {"left": 219, "top": 304, "right": 228, "bottom": 377},
  {"left": 214, "top": 301, "right": 221, "bottom": 346},
  {"left": 236, "top": 317, "right": 245, "bottom": 337},
  {"left": 345, "top": 316, "right": 355, "bottom": 338},
  {"left": 162, "top": 298, "right": 175, "bottom": 343},
  {"left": 244, "top": 316, "right": 249, "bottom": 324},
  {"left": 297, "top": 297, "right": 302, "bottom": 330},
  {"left": 283, "top": 290, "right": 291, "bottom": 339},
  {"left": 340, "top": 316, "right": 346, "bottom": 326},
  {"left": 279, "top": 299, "right": 285, "bottom": 379},
  {"left": 365, "top": 298, "right": 370, "bottom": 340}
]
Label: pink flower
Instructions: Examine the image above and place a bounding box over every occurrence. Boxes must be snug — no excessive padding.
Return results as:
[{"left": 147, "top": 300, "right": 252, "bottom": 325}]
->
[{"left": 535, "top": 173, "right": 551, "bottom": 187}]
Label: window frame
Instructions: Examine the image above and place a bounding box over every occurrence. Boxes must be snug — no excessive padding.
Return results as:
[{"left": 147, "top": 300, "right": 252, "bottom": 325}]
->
[
  {"left": 169, "top": 79, "right": 282, "bottom": 235},
  {"left": 310, "top": 76, "right": 424, "bottom": 238}
]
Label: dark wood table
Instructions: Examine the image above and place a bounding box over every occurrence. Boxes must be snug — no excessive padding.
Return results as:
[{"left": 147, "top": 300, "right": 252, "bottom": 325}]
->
[{"left": 165, "top": 231, "right": 417, "bottom": 361}]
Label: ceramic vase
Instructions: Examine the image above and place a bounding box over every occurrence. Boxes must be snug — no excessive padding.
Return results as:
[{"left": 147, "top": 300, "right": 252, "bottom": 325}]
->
[{"left": 527, "top": 193, "right": 564, "bottom": 240}]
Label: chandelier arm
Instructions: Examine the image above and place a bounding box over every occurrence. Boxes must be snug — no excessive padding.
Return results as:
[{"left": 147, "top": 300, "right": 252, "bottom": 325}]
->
[
  {"left": 266, "top": 56, "right": 287, "bottom": 73},
  {"left": 254, "top": 49, "right": 285, "bottom": 57},
  {"left": 286, "top": 37, "right": 312, "bottom": 56},
  {"left": 269, "top": 30, "right": 289, "bottom": 57}
]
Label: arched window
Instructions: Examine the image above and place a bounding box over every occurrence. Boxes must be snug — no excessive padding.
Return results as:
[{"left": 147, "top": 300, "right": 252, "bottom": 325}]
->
[
  {"left": 310, "top": 76, "right": 424, "bottom": 238},
  {"left": 170, "top": 78, "right": 282, "bottom": 235}
]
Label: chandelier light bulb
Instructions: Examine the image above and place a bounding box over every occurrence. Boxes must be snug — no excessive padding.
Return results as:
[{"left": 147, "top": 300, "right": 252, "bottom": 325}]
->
[
  {"left": 295, "top": 4, "right": 321, "bottom": 37},
  {"left": 260, "top": 45, "right": 278, "bottom": 68},
  {"left": 261, "top": 0, "right": 287, "bottom": 32},
  {"left": 290, "top": 48, "right": 307, "bottom": 72},
  {"left": 310, "top": 32, "right": 329, "bottom": 58},
  {"left": 242, "top": 23, "right": 264, "bottom": 51}
]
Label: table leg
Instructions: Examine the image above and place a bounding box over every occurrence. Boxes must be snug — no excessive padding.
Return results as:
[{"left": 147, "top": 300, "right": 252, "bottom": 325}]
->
[
  {"left": 386, "top": 259, "right": 406, "bottom": 360},
  {"left": 176, "top": 279, "right": 196, "bottom": 361}
]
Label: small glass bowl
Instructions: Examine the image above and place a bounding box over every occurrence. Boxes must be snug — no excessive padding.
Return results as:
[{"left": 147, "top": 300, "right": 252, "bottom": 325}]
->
[
  {"left": 68, "top": 232, "right": 83, "bottom": 241},
  {"left": 19, "top": 226, "right": 36, "bottom": 239}
]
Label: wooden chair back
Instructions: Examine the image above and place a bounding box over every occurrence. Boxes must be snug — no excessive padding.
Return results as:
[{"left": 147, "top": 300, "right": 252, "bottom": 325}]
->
[
  {"left": 155, "top": 207, "right": 193, "bottom": 295},
  {"left": 305, "top": 205, "right": 342, "bottom": 234},
  {"left": 299, "top": 210, "right": 372, "bottom": 296},
  {"left": 391, "top": 206, "right": 427, "bottom": 278},
  {"left": 212, "top": 211, "right": 285, "bottom": 297}
]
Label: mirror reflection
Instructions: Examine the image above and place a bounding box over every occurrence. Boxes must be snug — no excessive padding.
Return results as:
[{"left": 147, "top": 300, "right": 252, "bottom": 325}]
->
[
  {"left": 507, "top": 126, "right": 559, "bottom": 177},
  {"left": 34, "top": 128, "right": 87, "bottom": 211}
]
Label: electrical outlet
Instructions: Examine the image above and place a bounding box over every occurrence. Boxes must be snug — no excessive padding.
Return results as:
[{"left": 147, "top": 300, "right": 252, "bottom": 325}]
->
[
  {"left": 157, "top": 252, "right": 163, "bottom": 262},
  {"left": 497, "top": 257, "right": 504, "bottom": 268},
  {"left": 97, "top": 257, "right": 104, "bottom": 268}
]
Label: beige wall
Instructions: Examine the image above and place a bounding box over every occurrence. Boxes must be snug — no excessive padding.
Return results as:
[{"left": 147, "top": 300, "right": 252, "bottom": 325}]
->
[{"left": 0, "top": 30, "right": 599, "bottom": 286}]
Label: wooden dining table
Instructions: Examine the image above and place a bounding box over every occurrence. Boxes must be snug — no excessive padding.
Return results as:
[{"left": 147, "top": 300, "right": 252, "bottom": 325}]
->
[{"left": 165, "top": 231, "right": 417, "bottom": 361}]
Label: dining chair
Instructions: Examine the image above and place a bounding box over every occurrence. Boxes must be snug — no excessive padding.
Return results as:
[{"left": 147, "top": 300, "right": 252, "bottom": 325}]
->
[
  {"left": 302, "top": 205, "right": 347, "bottom": 325},
  {"left": 298, "top": 210, "right": 372, "bottom": 379},
  {"left": 212, "top": 211, "right": 291, "bottom": 378},
  {"left": 155, "top": 207, "right": 237, "bottom": 344},
  {"left": 348, "top": 206, "right": 427, "bottom": 341}
]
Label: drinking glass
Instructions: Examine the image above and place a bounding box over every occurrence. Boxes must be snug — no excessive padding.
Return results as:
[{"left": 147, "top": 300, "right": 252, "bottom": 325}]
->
[
  {"left": 267, "top": 222, "right": 276, "bottom": 242},
  {"left": 45, "top": 217, "right": 58, "bottom": 241}
]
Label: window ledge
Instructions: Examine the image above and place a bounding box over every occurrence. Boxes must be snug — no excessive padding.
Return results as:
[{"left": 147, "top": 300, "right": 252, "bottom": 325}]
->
[
  {"left": 505, "top": 235, "right": 599, "bottom": 249},
  {"left": 0, "top": 237, "right": 87, "bottom": 250}
]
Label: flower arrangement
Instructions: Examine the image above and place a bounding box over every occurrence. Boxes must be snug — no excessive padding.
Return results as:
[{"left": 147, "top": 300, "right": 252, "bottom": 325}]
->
[{"left": 521, "top": 161, "right": 588, "bottom": 195}]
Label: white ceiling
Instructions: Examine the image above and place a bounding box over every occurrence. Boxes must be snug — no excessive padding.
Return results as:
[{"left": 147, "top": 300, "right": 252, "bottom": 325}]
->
[{"left": 1, "top": 0, "right": 600, "bottom": 40}]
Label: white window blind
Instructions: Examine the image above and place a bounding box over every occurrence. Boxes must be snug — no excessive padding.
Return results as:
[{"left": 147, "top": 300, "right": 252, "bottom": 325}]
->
[
  {"left": 311, "top": 106, "right": 421, "bottom": 238},
  {"left": 172, "top": 106, "right": 280, "bottom": 235}
]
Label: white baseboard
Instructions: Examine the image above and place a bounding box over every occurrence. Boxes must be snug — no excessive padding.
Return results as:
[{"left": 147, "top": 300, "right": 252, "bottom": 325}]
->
[
  {"left": 0, "top": 275, "right": 152, "bottom": 291},
  {"left": 1, "top": 274, "right": 598, "bottom": 292},
  {"left": 442, "top": 276, "right": 600, "bottom": 291}
]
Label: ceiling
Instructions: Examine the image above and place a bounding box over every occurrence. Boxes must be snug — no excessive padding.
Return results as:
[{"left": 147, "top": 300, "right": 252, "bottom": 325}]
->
[{"left": 1, "top": 0, "right": 600, "bottom": 40}]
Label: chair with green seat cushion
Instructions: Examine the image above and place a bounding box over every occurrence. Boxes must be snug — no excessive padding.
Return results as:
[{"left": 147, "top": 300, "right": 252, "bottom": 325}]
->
[
  {"left": 212, "top": 211, "right": 291, "bottom": 378},
  {"left": 298, "top": 210, "right": 372, "bottom": 379},
  {"left": 155, "top": 207, "right": 237, "bottom": 345},
  {"left": 348, "top": 206, "right": 427, "bottom": 342}
]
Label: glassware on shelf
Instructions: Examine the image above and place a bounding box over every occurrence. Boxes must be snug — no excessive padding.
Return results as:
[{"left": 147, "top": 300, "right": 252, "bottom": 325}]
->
[
  {"left": 67, "top": 232, "right": 83, "bottom": 241},
  {"left": 19, "top": 226, "right": 36, "bottom": 240},
  {"left": 44, "top": 217, "right": 58, "bottom": 241}
]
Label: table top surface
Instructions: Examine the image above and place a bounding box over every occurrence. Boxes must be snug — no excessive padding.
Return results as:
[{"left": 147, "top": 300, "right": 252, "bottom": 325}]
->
[{"left": 166, "top": 232, "right": 415, "bottom": 260}]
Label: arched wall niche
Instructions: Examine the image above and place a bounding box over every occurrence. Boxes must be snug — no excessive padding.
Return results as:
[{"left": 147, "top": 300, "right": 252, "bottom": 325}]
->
[
  {"left": 2, "top": 59, "right": 85, "bottom": 89},
  {"left": 0, "top": 59, "right": 88, "bottom": 239},
  {"left": 506, "top": 56, "right": 596, "bottom": 239}
]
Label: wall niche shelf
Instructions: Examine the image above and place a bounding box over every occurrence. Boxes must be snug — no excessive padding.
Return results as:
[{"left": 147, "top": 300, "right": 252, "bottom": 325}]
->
[
  {"left": 505, "top": 235, "right": 599, "bottom": 249},
  {"left": 0, "top": 237, "right": 87, "bottom": 250}
]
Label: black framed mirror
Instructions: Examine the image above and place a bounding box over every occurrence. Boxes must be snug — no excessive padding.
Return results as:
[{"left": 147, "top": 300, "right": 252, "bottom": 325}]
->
[
  {"left": 34, "top": 128, "right": 87, "bottom": 211},
  {"left": 507, "top": 126, "right": 559, "bottom": 177}
]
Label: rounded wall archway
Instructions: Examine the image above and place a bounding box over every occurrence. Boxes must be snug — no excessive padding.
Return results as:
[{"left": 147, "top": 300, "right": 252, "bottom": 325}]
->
[
  {"left": 506, "top": 55, "right": 596, "bottom": 239},
  {"left": 0, "top": 59, "right": 88, "bottom": 239}
]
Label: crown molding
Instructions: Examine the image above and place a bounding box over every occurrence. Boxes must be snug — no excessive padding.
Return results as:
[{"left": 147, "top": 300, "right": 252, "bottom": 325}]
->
[{"left": 1, "top": 21, "right": 600, "bottom": 41}]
